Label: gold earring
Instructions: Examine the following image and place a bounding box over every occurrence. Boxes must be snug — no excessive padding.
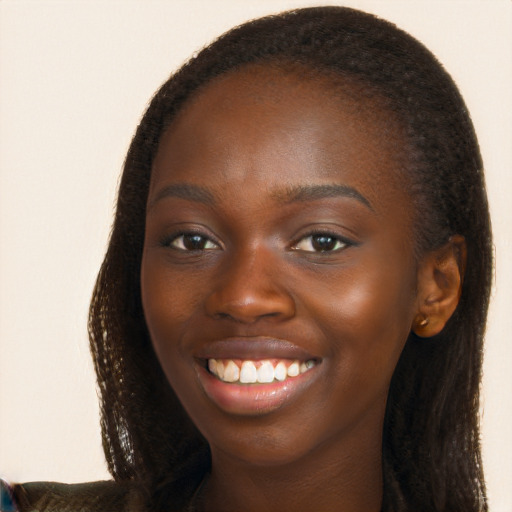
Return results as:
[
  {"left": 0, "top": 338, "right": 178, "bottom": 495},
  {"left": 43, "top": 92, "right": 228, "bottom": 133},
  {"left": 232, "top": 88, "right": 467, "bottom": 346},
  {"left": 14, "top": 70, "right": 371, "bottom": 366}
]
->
[{"left": 418, "top": 316, "right": 429, "bottom": 328}]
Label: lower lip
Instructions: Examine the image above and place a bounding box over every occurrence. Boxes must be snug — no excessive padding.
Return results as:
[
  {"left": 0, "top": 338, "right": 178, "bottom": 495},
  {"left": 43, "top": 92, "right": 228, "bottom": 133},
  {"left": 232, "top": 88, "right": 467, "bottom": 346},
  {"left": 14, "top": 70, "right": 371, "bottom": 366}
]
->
[{"left": 196, "top": 362, "right": 320, "bottom": 415}]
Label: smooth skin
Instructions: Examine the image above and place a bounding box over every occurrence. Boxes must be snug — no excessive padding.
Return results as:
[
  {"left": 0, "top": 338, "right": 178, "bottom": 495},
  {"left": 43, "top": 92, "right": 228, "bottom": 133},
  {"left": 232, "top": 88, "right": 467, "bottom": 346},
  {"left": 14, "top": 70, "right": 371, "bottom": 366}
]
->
[{"left": 141, "top": 66, "right": 464, "bottom": 512}]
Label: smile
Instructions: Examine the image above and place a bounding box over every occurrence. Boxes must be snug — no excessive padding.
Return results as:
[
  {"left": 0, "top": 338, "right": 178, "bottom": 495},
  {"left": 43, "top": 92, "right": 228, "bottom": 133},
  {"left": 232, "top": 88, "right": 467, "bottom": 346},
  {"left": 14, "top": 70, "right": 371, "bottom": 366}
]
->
[
  {"left": 194, "top": 337, "right": 322, "bottom": 414},
  {"left": 207, "top": 358, "right": 316, "bottom": 384}
]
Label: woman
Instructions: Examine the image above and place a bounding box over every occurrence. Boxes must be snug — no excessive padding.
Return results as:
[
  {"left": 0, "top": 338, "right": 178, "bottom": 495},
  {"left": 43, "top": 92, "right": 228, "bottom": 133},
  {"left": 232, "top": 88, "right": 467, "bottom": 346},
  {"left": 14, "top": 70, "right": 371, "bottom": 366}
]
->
[{"left": 8, "top": 5, "right": 492, "bottom": 512}]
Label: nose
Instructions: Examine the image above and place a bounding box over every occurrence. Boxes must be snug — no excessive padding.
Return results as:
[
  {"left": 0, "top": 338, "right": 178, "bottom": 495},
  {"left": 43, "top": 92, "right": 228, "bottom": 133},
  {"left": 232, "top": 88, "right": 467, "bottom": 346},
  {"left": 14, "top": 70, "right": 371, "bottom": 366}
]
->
[{"left": 204, "top": 246, "right": 295, "bottom": 323}]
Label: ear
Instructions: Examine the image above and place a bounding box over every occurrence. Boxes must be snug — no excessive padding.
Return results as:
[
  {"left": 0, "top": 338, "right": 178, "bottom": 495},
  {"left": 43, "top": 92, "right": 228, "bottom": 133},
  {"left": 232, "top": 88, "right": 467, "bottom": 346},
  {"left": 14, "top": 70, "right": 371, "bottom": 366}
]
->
[{"left": 412, "top": 235, "right": 466, "bottom": 338}]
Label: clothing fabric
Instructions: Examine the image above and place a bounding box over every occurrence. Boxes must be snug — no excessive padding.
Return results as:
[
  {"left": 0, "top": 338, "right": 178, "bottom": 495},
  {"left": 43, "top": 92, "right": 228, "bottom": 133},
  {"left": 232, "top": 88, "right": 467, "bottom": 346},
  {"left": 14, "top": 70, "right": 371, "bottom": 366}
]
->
[
  {"left": 2, "top": 480, "right": 144, "bottom": 512},
  {"left": 1, "top": 480, "right": 17, "bottom": 512}
]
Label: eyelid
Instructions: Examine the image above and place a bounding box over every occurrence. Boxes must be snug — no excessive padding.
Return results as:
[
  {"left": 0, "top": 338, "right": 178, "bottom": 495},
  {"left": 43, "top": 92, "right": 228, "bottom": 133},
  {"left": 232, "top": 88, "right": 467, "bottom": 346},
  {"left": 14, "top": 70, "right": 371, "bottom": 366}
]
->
[
  {"left": 290, "top": 230, "right": 355, "bottom": 253},
  {"left": 161, "top": 229, "right": 221, "bottom": 251}
]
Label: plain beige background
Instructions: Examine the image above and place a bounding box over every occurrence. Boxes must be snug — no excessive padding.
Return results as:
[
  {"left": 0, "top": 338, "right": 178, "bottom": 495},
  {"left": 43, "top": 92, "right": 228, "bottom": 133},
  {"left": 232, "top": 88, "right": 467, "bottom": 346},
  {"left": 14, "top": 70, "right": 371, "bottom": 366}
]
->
[{"left": 1, "top": 1, "right": 511, "bottom": 510}]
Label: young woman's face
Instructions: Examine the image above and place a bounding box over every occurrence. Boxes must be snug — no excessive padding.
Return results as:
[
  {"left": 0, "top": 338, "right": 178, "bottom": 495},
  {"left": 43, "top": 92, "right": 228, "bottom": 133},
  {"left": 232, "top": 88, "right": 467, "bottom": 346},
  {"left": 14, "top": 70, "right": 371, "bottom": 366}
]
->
[{"left": 141, "top": 67, "right": 419, "bottom": 466}]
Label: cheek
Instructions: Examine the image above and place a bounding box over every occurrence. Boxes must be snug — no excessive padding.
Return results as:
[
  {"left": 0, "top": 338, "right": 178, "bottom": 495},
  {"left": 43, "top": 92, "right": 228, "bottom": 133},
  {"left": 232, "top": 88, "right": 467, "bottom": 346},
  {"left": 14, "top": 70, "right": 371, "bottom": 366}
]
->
[
  {"left": 302, "top": 256, "right": 416, "bottom": 385},
  {"left": 141, "top": 257, "right": 193, "bottom": 383},
  {"left": 141, "top": 264, "right": 196, "bottom": 400},
  {"left": 141, "top": 254, "right": 204, "bottom": 338}
]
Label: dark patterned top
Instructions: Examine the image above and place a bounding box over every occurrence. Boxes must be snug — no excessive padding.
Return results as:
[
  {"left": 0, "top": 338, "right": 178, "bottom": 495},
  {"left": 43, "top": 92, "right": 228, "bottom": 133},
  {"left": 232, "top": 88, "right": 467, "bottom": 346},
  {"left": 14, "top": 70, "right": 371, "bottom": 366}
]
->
[
  {"left": 1, "top": 480, "right": 17, "bottom": 512},
  {"left": 1, "top": 480, "right": 145, "bottom": 512}
]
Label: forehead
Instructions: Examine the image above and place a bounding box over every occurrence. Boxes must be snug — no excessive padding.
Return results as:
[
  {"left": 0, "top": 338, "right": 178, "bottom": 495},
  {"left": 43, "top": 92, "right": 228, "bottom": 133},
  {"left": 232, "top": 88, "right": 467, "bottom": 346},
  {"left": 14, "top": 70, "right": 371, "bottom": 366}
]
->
[{"left": 151, "top": 64, "right": 411, "bottom": 214}]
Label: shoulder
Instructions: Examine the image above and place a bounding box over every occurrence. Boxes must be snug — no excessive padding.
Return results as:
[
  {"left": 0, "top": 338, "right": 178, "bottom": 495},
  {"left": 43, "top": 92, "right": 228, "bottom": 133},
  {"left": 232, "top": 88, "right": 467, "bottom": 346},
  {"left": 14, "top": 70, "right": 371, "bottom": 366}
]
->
[{"left": 6, "top": 480, "right": 146, "bottom": 512}]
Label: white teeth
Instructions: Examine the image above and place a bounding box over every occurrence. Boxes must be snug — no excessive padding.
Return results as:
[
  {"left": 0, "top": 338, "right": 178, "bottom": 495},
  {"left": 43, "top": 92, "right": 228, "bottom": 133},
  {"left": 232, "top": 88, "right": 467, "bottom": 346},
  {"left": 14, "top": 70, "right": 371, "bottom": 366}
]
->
[
  {"left": 216, "top": 360, "right": 225, "bottom": 379},
  {"left": 223, "top": 360, "right": 240, "bottom": 382},
  {"left": 207, "top": 358, "right": 316, "bottom": 384},
  {"left": 274, "top": 362, "right": 287, "bottom": 381},
  {"left": 287, "top": 361, "right": 300, "bottom": 377},
  {"left": 257, "top": 361, "right": 275, "bottom": 383},
  {"left": 240, "top": 361, "right": 258, "bottom": 383}
]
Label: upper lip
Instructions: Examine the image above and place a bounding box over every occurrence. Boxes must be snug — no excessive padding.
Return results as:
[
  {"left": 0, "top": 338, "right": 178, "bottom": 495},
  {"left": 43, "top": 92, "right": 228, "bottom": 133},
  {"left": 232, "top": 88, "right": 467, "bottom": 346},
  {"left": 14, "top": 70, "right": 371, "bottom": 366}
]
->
[{"left": 195, "top": 337, "right": 319, "bottom": 361}]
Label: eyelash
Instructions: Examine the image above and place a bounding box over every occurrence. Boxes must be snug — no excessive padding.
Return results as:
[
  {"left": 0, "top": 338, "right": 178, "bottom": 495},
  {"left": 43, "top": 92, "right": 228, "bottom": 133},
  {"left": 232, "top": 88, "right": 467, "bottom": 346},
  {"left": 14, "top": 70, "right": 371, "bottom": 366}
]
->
[
  {"left": 161, "top": 232, "right": 220, "bottom": 251},
  {"left": 291, "top": 232, "right": 352, "bottom": 253},
  {"left": 162, "top": 231, "right": 353, "bottom": 253}
]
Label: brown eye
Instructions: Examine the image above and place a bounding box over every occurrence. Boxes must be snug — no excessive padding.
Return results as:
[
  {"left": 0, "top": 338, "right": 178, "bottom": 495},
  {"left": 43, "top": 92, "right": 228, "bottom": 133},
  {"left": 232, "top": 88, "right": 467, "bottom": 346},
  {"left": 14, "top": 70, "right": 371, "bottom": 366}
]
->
[
  {"left": 293, "top": 234, "right": 347, "bottom": 252},
  {"left": 170, "top": 233, "right": 219, "bottom": 251}
]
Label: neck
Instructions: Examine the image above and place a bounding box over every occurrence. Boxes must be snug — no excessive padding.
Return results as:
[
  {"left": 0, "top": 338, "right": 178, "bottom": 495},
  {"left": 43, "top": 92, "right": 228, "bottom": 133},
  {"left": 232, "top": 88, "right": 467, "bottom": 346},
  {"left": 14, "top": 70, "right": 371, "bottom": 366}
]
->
[{"left": 199, "top": 420, "right": 383, "bottom": 512}]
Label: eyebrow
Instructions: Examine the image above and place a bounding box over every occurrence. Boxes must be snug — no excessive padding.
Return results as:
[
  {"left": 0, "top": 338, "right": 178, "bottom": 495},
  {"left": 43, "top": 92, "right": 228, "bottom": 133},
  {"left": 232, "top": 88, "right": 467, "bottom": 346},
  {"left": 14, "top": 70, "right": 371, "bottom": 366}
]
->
[
  {"left": 148, "top": 182, "right": 373, "bottom": 212},
  {"left": 148, "top": 183, "right": 216, "bottom": 209},
  {"left": 274, "top": 184, "right": 374, "bottom": 211}
]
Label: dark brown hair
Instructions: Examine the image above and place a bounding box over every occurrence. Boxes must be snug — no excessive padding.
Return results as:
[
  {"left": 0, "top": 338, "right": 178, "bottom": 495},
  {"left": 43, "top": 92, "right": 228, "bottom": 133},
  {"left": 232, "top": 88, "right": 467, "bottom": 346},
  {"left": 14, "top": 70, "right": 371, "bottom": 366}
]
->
[{"left": 89, "top": 6, "right": 492, "bottom": 511}]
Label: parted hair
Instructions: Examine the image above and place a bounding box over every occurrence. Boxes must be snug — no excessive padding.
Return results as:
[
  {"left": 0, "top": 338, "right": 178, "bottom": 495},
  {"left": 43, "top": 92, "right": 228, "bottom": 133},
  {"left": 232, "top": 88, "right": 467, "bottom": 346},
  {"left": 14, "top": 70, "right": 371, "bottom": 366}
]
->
[{"left": 89, "top": 6, "right": 492, "bottom": 511}]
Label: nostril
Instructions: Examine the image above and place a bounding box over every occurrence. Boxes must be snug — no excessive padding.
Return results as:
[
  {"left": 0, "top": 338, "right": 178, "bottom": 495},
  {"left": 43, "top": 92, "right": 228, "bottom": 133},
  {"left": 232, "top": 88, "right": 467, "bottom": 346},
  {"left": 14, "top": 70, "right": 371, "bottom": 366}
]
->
[
  {"left": 212, "top": 311, "right": 272, "bottom": 323},
  {"left": 206, "top": 293, "right": 295, "bottom": 323},
  {"left": 214, "top": 312, "right": 232, "bottom": 320},
  {"left": 210, "top": 306, "right": 294, "bottom": 324}
]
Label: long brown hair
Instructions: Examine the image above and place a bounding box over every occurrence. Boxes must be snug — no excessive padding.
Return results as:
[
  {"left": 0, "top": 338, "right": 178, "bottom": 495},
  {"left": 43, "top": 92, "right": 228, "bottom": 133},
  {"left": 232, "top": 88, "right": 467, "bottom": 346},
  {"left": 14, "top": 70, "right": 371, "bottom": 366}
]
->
[{"left": 89, "top": 7, "right": 492, "bottom": 511}]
